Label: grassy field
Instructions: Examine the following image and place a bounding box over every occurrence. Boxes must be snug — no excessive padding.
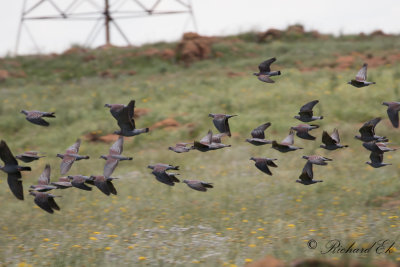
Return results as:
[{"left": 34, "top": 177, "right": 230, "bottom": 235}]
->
[{"left": 1, "top": 32, "right": 400, "bottom": 266}]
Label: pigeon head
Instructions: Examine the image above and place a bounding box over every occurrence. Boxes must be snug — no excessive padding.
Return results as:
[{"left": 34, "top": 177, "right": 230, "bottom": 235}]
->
[
  {"left": 56, "top": 153, "right": 64, "bottom": 159},
  {"left": 20, "top": 110, "right": 28, "bottom": 115},
  {"left": 104, "top": 104, "right": 111, "bottom": 108},
  {"left": 249, "top": 157, "right": 255, "bottom": 161},
  {"left": 182, "top": 180, "right": 188, "bottom": 184},
  {"left": 382, "top": 102, "right": 389, "bottom": 106},
  {"left": 113, "top": 130, "right": 122, "bottom": 135},
  {"left": 208, "top": 114, "right": 214, "bottom": 118},
  {"left": 347, "top": 81, "right": 352, "bottom": 85},
  {"left": 253, "top": 72, "right": 259, "bottom": 76},
  {"left": 99, "top": 155, "right": 107, "bottom": 160},
  {"left": 302, "top": 155, "right": 309, "bottom": 160}
]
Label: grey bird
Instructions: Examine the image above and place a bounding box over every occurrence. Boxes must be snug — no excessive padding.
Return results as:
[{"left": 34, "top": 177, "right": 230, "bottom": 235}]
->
[
  {"left": 347, "top": 63, "right": 375, "bottom": 88},
  {"left": 366, "top": 152, "right": 392, "bottom": 168},
  {"left": 30, "top": 164, "right": 57, "bottom": 192},
  {"left": 50, "top": 177, "right": 72, "bottom": 189},
  {"left": 291, "top": 124, "right": 319, "bottom": 140},
  {"left": 168, "top": 143, "right": 193, "bottom": 153},
  {"left": 67, "top": 175, "right": 93, "bottom": 191},
  {"left": 355, "top": 118, "right": 388, "bottom": 142},
  {"left": 320, "top": 129, "right": 348, "bottom": 150},
  {"left": 272, "top": 130, "right": 303, "bottom": 153},
  {"left": 192, "top": 130, "right": 231, "bottom": 152},
  {"left": 0, "top": 140, "right": 31, "bottom": 200},
  {"left": 208, "top": 113, "right": 237, "bottom": 137},
  {"left": 253, "top": 57, "right": 281, "bottom": 83},
  {"left": 362, "top": 141, "right": 396, "bottom": 154},
  {"left": 296, "top": 162, "right": 323, "bottom": 185},
  {"left": 88, "top": 175, "right": 118, "bottom": 196},
  {"left": 382, "top": 102, "right": 400, "bottom": 128},
  {"left": 250, "top": 157, "right": 278, "bottom": 176},
  {"left": 16, "top": 151, "right": 45, "bottom": 163},
  {"left": 246, "top": 122, "right": 273, "bottom": 145},
  {"left": 56, "top": 139, "right": 90, "bottom": 175},
  {"left": 148, "top": 165, "right": 180, "bottom": 186},
  {"left": 29, "top": 191, "right": 61, "bottom": 214},
  {"left": 20, "top": 110, "right": 55, "bottom": 127},
  {"left": 147, "top": 163, "right": 179, "bottom": 171},
  {"left": 100, "top": 136, "right": 132, "bottom": 178},
  {"left": 183, "top": 180, "right": 213, "bottom": 192},
  {"left": 294, "top": 100, "right": 323, "bottom": 122},
  {"left": 106, "top": 100, "right": 149, "bottom": 137}
]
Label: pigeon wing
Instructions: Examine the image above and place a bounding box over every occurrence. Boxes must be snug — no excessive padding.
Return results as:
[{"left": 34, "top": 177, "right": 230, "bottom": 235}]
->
[
  {"left": 251, "top": 122, "right": 271, "bottom": 139},
  {"left": 258, "top": 58, "right": 276, "bottom": 73},
  {"left": 7, "top": 172, "right": 23, "bottom": 200},
  {"left": 387, "top": 107, "right": 399, "bottom": 128},
  {"left": 0, "top": 140, "right": 18, "bottom": 165},
  {"left": 355, "top": 63, "right": 367, "bottom": 82}
]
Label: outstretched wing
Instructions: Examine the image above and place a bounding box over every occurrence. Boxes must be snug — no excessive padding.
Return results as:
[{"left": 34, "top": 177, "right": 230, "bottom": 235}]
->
[
  {"left": 109, "top": 136, "right": 123, "bottom": 155},
  {"left": 117, "top": 100, "right": 135, "bottom": 132},
  {"left": 38, "top": 164, "right": 51, "bottom": 185},
  {"left": 300, "top": 100, "right": 319, "bottom": 113},
  {"left": 7, "top": 172, "right": 23, "bottom": 200},
  {"left": 258, "top": 58, "right": 276, "bottom": 73},
  {"left": 0, "top": 140, "right": 18, "bottom": 165},
  {"left": 281, "top": 130, "right": 294, "bottom": 145},
  {"left": 387, "top": 107, "right": 399, "bottom": 128},
  {"left": 355, "top": 63, "right": 367, "bottom": 82},
  {"left": 322, "top": 131, "right": 336, "bottom": 145},
  {"left": 251, "top": 122, "right": 271, "bottom": 139}
]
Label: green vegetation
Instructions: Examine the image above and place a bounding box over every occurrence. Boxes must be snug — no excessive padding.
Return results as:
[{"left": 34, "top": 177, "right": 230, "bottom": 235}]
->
[{"left": 1, "top": 32, "right": 400, "bottom": 266}]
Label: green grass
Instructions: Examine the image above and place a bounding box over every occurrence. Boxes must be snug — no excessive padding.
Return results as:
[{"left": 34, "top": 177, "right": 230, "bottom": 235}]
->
[{"left": 1, "top": 33, "right": 400, "bottom": 266}]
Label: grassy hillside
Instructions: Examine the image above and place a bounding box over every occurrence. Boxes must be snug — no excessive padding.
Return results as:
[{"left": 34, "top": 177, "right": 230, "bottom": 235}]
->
[{"left": 1, "top": 32, "right": 400, "bottom": 266}]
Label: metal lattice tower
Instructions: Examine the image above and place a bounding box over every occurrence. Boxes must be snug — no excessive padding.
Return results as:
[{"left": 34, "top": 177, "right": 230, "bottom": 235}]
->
[{"left": 15, "top": 0, "right": 197, "bottom": 54}]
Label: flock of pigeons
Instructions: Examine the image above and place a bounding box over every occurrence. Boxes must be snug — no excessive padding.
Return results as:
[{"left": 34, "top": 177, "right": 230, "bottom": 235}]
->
[{"left": 1, "top": 57, "right": 400, "bottom": 214}]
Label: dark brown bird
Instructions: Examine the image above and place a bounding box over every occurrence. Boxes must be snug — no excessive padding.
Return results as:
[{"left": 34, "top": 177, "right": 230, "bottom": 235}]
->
[
  {"left": 294, "top": 100, "right": 323, "bottom": 122},
  {"left": 89, "top": 175, "right": 117, "bottom": 196},
  {"left": 347, "top": 63, "right": 375, "bottom": 88},
  {"left": 250, "top": 157, "right": 278, "bottom": 175},
  {"left": 30, "top": 164, "right": 57, "bottom": 192},
  {"left": 193, "top": 130, "right": 231, "bottom": 152},
  {"left": 272, "top": 130, "right": 303, "bottom": 153},
  {"left": 57, "top": 139, "right": 89, "bottom": 175},
  {"left": 253, "top": 57, "right": 281, "bottom": 83},
  {"left": 106, "top": 100, "right": 149, "bottom": 137},
  {"left": 183, "top": 180, "right": 213, "bottom": 192},
  {"left": 246, "top": 122, "right": 273, "bottom": 145},
  {"left": 296, "top": 162, "right": 323, "bottom": 185},
  {"left": 16, "top": 151, "right": 45, "bottom": 163},
  {"left": 148, "top": 165, "right": 180, "bottom": 186},
  {"left": 0, "top": 140, "right": 31, "bottom": 200},
  {"left": 100, "top": 136, "right": 132, "bottom": 178},
  {"left": 291, "top": 124, "right": 319, "bottom": 140},
  {"left": 366, "top": 152, "right": 392, "bottom": 168},
  {"left": 67, "top": 175, "right": 92, "bottom": 191},
  {"left": 29, "top": 191, "right": 61, "bottom": 214},
  {"left": 320, "top": 129, "right": 348, "bottom": 150},
  {"left": 21, "top": 110, "right": 55, "bottom": 127},
  {"left": 382, "top": 102, "right": 400, "bottom": 128},
  {"left": 50, "top": 177, "right": 72, "bottom": 189},
  {"left": 208, "top": 113, "right": 237, "bottom": 137},
  {"left": 168, "top": 143, "right": 193, "bottom": 153},
  {"left": 355, "top": 118, "right": 388, "bottom": 142}
]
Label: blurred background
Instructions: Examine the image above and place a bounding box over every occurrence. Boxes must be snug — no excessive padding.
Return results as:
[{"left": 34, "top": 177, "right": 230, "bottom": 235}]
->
[{"left": 1, "top": 0, "right": 400, "bottom": 56}]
